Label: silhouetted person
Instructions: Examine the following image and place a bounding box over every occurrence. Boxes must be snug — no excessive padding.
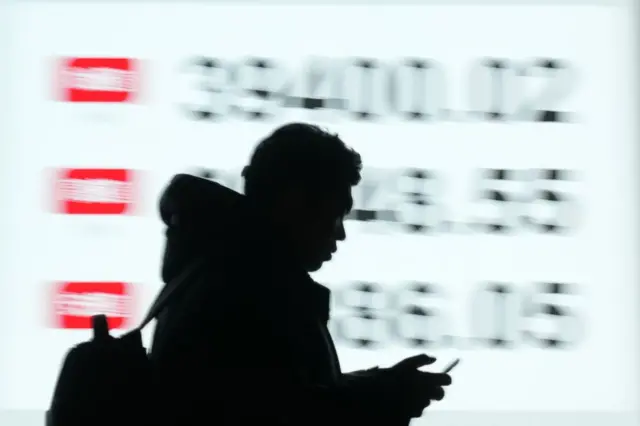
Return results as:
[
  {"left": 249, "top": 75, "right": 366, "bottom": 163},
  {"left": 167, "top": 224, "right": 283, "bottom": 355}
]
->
[{"left": 149, "top": 123, "right": 451, "bottom": 426}]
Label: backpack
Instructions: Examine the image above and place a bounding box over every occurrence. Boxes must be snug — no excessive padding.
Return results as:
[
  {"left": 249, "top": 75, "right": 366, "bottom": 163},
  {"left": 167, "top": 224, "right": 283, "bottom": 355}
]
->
[{"left": 46, "top": 259, "right": 204, "bottom": 426}]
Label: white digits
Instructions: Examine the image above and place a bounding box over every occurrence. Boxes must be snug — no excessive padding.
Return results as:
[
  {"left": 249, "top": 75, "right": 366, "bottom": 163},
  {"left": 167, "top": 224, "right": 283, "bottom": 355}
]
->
[
  {"left": 55, "top": 292, "right": 131, "bottom": 317},
  {"left": 66, "top": 67, "right": 132, "bottom": 92},
  {"left": 59, "top": 178, "right": 132, "bottom": 203}
]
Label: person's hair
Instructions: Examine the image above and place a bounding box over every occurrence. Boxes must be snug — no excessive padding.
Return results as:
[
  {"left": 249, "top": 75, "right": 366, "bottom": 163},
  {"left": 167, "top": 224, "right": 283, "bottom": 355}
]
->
[{"left": 242, "top": 123, "right": 362, "bottom": 209}]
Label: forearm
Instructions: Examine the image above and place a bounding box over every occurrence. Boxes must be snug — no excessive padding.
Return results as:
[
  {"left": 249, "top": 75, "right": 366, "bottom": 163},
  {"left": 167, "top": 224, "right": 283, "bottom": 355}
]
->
[{"left": 342, "top": 366, "right": 381, "bottom": 385}]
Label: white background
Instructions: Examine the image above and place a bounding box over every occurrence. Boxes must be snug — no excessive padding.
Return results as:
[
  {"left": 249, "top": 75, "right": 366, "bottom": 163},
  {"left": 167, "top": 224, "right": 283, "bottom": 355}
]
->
[{"left": 0, "top": 0, "right": 638, "bottom": 425}]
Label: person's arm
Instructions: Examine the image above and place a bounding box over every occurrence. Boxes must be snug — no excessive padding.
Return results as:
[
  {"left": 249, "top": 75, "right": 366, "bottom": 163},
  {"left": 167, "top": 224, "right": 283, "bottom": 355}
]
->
[
  {"left": 194, "top": 302, "right": 399, "bottom": 425},
  {"left": 152, "top": 270, "right": 404, "bottom": 426},
  {"left": 344, "top": 367, "right": 380, "bottom": 379}
]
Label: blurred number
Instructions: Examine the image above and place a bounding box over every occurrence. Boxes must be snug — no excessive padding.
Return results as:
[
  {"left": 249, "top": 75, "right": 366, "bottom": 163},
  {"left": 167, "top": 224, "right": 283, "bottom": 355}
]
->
[
  {"left": 469, "top": 58, "right": 512, "bottom": 121},
  {"left": 232, "top": 57, "right": 278, "bottom": 120},
  {"left": 396, "top": 168, "right": 442, "bottom": 233},
  {"left": 392, "top": 282, "right": 446, "bottom": 348},
  {"left": 333, "top": 282, "right": 386, "bottom": 348},
  {"left": 346, "top": 58, "right": 379, "bottom": 120},
  {"left": 522, "top": 282, "right": 582, "bottom": 348},
  {"left": 474, "top": 168, "right": 515, "bottom": 233},
  {"left": 388, "top": 58, "right": 443, "bottom": 121},
  {"left": 472, "top": 282, "right": 514, "bottom": 348},
  {"left": 515, "top": 58, "right": 575, "bottom": 122},
  {"left": 183, "top": 57, "right": 230, "bottom": 120},
  {"left": 521, "top": 169, "right": 577, "bottom": 234},
  {"left": 347, "top": 170, "right": 398, "bottom": 227},
  {"left": 281, "top": 58, "right": 342, "bottom": 112},
  {"left": 469, "top": 57, "right": 576, "bottom": 122}
]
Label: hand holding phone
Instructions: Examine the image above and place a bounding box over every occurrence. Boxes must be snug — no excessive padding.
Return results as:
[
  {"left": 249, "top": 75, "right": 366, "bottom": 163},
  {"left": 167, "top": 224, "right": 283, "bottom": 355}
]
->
[{"left": 392, "top": 356, "right": 455, "bottom": 418}]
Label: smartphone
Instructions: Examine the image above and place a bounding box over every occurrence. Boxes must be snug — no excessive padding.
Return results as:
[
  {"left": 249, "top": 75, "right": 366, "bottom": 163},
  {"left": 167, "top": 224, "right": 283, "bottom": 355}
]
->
[{"left": 442, "top": 358, "right": 460, "bottom": 373}]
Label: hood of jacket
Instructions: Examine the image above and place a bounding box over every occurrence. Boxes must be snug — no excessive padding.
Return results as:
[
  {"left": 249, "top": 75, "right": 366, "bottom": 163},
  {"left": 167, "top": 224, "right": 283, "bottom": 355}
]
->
[
  {"left": 158, "top": 173, "right": 252, "bottom": 284},
  {"left": 158, "top": 173, "right": 332, "bottom": 323}
]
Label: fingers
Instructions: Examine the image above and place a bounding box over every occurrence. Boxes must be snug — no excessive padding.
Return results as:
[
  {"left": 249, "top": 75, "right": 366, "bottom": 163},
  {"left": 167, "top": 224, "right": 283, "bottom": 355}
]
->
[
  {"left": 414, "top": 372, "right": 451, "bottom": 402},
  {"left": 408, "top": 404, "right": 428, "bottom": 418},
  {"left": 386, "top": 364, "right": 452, "bottom": 417},
  {"left": 428, "top": 385, "right": 445, "bottom": 401},
  {"left": 399, "top": 382, "right": 444, "bottom": 418},
  {"left": 394, "top": 354, "right": 436, "bottom": 370},
  {"left": 423, "top": 371, "right": 452, "bottom": 386}
]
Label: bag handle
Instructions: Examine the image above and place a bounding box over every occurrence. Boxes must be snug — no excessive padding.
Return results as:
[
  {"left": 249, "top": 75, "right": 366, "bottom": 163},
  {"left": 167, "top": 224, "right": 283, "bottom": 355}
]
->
[
  {"left": 137, "top": 257, "right": 206, "bottom": 331},
  {"left": 92, "top": 258, "right": 206, "bottom": 340}
]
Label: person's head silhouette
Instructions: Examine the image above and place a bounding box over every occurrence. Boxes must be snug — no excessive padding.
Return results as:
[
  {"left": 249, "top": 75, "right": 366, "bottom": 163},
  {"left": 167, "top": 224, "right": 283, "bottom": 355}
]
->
[{"left": 242, "top": 122, "right": 362, "bottom": 272}]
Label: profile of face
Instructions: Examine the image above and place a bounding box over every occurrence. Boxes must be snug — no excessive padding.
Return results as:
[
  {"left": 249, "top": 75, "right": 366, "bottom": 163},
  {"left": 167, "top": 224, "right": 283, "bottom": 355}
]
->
[{"left": 284, "top": 186, "right": 352, "bottom": 272}]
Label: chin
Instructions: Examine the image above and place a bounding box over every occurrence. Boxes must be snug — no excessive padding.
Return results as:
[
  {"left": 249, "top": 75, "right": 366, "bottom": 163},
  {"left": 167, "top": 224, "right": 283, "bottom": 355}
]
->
[
  {"left": 305, "top": 262, "right": 323, "bottom": 273},
  {"left": 305, "top": 258, "right": 326, "bottom": 273}
]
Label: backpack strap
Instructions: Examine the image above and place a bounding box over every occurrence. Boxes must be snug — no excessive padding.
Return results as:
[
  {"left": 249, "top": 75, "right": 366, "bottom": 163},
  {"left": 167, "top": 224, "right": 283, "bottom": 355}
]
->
[{"left": 136, "top": 257, "right": 207, "bottom": 331}]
